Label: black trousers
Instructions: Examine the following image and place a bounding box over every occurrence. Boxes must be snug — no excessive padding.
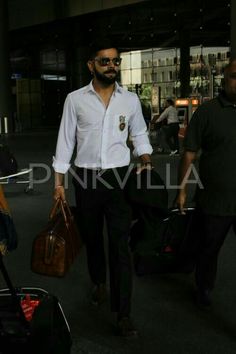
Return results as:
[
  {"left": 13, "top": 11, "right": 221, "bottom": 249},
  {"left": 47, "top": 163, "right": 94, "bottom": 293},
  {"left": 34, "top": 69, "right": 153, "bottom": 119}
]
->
[
  {"left": 195, "top": 211, "right": 236, "bottom": 291},
  {"left": 163, "top": 123, "right": 179, "bottom": 151},
  {"left": 73, "top": 167, "right": 132, "bottom": 316}
]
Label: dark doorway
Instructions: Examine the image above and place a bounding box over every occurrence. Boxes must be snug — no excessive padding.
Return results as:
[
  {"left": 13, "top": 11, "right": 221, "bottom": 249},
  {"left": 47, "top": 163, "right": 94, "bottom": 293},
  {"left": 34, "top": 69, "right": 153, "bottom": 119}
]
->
[{"left": 41, "top": 79, "right": 68, "bottom": 127}]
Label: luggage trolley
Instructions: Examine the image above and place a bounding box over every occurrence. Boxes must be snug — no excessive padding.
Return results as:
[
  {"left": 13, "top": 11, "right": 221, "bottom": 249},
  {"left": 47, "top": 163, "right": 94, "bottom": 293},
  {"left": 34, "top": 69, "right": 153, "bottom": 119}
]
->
[{"left": 0, "top": 168, "right": 33, "bottom": 193}]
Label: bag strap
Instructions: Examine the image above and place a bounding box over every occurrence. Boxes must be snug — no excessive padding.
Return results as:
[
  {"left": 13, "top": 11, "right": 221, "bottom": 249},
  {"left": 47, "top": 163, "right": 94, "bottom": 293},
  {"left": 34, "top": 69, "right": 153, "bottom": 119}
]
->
[
  {"left": 48, "top": 199, "right": 77, "bottom": 260},
  {"left": 49, "top": 198, "right": 61, "bottom": 219},
  {"left": 49, "top": 198, "right": 73, "bottom": 226},
  {"left": 60, "top": 199, "right": 73, "bottom": 219}
]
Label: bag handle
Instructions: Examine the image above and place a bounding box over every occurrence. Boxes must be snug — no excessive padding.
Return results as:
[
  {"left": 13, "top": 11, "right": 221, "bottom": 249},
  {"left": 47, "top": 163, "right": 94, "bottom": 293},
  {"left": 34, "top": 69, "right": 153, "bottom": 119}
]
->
[
  {"left": 48, "top": 199, "right": 78, "bottom": 260},
  {"left": 49, "top": 198, "right": 73, "bottom": 226}
]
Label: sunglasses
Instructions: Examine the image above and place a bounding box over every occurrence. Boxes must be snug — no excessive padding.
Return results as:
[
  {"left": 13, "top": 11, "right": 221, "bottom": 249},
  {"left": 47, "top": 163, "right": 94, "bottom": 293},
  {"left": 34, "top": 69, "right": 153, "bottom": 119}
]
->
[{"left": 94, "top": 57, "right": 122, "bottom": 67}]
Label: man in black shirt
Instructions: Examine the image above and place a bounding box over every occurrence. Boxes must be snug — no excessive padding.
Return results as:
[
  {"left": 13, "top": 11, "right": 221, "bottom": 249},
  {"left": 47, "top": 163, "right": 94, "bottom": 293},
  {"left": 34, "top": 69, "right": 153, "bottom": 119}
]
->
[{"left": 175, "top": 59, "right": 236, "bottom": 306}]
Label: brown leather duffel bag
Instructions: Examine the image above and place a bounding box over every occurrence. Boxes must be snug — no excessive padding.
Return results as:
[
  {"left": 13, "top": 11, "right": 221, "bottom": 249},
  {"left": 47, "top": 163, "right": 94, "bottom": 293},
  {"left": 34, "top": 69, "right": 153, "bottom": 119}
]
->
[{"left": 31, "top": 199, "right": 82, "bottom": 277}]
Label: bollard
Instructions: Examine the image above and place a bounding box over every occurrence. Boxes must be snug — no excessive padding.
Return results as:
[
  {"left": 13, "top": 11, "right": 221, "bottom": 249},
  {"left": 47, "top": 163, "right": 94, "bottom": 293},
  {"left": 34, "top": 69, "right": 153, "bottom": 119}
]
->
[
  {"left": 0, "top": 117, "right": 9, "bottom": 134},
  {"left": 3, "top": 117, "right": 8, "bottom": 134}
]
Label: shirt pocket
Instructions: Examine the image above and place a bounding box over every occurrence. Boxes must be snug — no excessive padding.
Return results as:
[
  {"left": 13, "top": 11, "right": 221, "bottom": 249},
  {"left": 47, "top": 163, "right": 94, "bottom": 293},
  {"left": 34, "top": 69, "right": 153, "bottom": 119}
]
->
[
  {"left": 77, "top": 113, "right": 102, "bottom": 131},
  {"left": 112, "top": 114, "right": 129, "bottom": 137}
]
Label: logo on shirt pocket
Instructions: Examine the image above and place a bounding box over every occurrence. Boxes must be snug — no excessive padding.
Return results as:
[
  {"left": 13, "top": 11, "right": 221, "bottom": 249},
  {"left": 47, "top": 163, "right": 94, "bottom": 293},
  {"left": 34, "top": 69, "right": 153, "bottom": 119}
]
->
[{"left": 119, "top": 115, "right": 126, "bottom": 131}]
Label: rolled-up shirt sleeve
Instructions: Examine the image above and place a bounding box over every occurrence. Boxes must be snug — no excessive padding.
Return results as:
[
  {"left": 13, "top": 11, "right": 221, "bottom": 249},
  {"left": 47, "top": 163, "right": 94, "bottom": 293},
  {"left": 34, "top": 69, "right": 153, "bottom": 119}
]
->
[
  {"left": 52, "top": 94, "right": 77, "bottom": 174},
  {"left": 156, "top": 107, "right": 168, "bottom": 122},
  {"left": 129, "top": 97, "right": 153, "bottom": 157}
]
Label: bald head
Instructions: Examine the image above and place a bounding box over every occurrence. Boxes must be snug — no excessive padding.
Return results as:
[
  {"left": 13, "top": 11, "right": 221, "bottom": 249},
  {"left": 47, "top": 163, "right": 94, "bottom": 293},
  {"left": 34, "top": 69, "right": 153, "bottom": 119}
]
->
[
  {"left": 223, "top": 59, "right": 236, "bottom": 103},
  {"left": 224, "top": 59, "right": 236, "bottom": 79}
]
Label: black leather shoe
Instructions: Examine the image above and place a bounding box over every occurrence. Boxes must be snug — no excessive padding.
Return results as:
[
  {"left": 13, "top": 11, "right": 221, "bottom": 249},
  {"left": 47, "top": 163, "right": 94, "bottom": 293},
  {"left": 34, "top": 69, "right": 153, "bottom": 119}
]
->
[
  {"left": 195, "top": 289, "right": 211, "bottom": 307},
  {"left": 91, "top": 284, "right": 107, "bottom": 306},
  {"left": 116, "top": 317, "right": 138, "bottom": 337}
]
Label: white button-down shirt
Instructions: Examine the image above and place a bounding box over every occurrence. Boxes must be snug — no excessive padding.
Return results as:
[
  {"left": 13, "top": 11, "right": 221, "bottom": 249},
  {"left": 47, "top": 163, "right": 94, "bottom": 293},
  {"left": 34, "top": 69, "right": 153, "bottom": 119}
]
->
[{"left": 53, "top": 81, "right": 153, "bottom": 173}]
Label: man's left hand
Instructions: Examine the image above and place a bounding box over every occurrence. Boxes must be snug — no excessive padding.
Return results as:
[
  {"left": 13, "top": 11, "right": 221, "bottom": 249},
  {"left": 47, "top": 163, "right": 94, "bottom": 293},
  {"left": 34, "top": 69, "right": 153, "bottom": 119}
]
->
[{"left": 136, "top": 162, "right": 153, "bottom": 174}]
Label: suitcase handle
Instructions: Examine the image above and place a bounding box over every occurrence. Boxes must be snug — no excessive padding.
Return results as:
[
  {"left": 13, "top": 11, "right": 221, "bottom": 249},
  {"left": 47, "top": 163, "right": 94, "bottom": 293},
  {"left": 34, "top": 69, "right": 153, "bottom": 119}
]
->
[
  {"left": 163, "top": 207, "right": 195, "bottom": 221},
  {"left": 0, "top": 252, "right": 30, "bottom": 326},
  {"left": 170, "top": 207, "right": 195, "bottom": 214},
  {"left": 0, "top": 252, "right": 17, "bottom": 297}
]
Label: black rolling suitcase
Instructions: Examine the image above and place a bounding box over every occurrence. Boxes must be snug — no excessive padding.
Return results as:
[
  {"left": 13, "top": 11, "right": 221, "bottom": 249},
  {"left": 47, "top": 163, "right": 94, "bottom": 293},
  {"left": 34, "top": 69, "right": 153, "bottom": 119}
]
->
[
  {"left": 0, "top": 253, "right": 72, "bottom": 354},
  {"left": 133, "top": 207, "right": 201, "bottom": 276}
]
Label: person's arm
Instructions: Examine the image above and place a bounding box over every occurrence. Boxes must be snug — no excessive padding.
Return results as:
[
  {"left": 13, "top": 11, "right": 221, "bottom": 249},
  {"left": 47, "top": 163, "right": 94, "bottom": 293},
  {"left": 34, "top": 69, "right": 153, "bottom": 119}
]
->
[
  {"left": 52, "top": 94, "right": 77, "bottom": 201},
  {"left": 128, "top": 98, "right": 153, "bottom": 173},
  {"left": 53, "top": 172, "right": 66, "bottom": 201},
  {"left": 129, "top": 96, "right": 153, "bottom": 166},
  {"left": 175, "top": 103, "right": 206, "bottom": 212},
  {"left": 156, "top": 107, "right": 168, "bottom": 123},
  {"left": 151, "top": 114, "right": 159, "bottom": 124},
  {"left": 174, "top": 150, "right": 197, "bottom": 213},
  {"left": 136, "top": 153, "right": 153, "bottom": 174}
]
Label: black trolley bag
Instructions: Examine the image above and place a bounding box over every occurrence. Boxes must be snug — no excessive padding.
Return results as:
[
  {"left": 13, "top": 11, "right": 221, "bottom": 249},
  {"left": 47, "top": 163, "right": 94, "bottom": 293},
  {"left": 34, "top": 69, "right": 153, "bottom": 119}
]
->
[
  {"left": 0, "top": 253, "right": 72, "bottom": 354},
  {"left": 132, "top": 207, "right": 201, "bottom": 276}
]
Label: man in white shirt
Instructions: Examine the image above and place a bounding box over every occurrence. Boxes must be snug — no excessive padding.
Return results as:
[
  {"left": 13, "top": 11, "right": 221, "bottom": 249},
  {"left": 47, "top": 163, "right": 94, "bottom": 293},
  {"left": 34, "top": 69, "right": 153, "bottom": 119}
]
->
[
  {"left": 52, "top": 39, "right": 153, "bottom": 337},
  {"left": 154, "top": 99, "right": 180, "bottom": 155}
]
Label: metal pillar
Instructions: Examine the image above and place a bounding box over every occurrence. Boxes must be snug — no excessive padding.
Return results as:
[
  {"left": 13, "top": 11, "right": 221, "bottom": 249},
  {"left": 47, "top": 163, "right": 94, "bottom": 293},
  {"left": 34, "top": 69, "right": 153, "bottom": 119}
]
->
[
  {"left": 0, "top": 0, "right": 11, "bottom": 133},
  {"left": 230, "top": 0, "right": 236, "bottom": 60},
  {"left": 69, "top": 46, "right": 92, "bottom": 90},
  {"left": 179, "top": 30, "right": 191, "bottom": 98}
]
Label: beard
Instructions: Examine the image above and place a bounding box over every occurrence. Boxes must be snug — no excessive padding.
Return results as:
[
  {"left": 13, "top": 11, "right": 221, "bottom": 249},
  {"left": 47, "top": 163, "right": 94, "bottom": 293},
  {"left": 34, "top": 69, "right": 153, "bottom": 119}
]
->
[
  {"left": 224, "top": 87, "right": 236, "bottom": 103},
  {"left": 93, "top": 67, "right": 118, "bottom": 85}
]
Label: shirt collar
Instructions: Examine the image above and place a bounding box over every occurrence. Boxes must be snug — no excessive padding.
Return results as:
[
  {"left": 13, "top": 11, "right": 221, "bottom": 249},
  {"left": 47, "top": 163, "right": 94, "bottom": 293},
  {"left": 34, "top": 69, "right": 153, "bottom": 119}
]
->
[{"left": 85, "top": 80, "right": 122, "bottom": 94}]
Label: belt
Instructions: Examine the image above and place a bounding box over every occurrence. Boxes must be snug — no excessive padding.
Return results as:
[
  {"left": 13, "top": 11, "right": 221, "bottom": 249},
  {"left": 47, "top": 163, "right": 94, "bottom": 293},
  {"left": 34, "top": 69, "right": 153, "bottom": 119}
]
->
[
  {"left": 91, "top": 168, "right": 113, "bottom": 176},
  {"left": 76, "top": 166, "right": 126, "bottom": 177},
  {"left": 76, "top": 167, "right": 120, "bottom": 176}
]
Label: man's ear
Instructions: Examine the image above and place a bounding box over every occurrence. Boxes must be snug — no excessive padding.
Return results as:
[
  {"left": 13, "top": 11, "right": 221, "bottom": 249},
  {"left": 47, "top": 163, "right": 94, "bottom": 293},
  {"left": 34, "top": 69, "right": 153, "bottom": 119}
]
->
[{"left": 87, "top": 60, "right": 94, "bottom": 74}]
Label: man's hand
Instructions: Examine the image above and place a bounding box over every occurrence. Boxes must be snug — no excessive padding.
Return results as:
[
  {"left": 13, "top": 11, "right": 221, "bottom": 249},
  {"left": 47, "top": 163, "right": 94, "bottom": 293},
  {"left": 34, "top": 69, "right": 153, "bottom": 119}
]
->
[
  {"left": 53, "top": 185, "right": 66, "bottom": 201},
  {"left": 136, "top": 162, "right": 153, "bottom": 175},
  {"left": 54, "top": 172, "right": 65, "bottom": 201},
  {"left": 174, "top": 190, "right": 187, "bottom": 214},
  {"left": 174, "top": 150, "right": 197, "bottom": 215},
  {"left": 137, "top": 154, "right": 153, "bottom": 174}
]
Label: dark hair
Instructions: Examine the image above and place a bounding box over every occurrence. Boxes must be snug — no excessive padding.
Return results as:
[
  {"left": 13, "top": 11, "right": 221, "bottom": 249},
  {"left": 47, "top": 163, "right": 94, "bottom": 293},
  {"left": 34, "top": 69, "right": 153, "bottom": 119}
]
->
[
  {"left": 88, "top": 38, "right": 119, "bottom": 59},
  {"left": 166, "top": 99, "right": 174, "bottom": 106}
]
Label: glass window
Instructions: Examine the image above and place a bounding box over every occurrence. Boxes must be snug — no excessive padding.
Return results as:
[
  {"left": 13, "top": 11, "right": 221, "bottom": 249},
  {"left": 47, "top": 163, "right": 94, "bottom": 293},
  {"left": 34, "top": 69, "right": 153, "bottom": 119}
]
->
[{"left": 120, "top": 46, "right": 229, "bottom": 105}]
